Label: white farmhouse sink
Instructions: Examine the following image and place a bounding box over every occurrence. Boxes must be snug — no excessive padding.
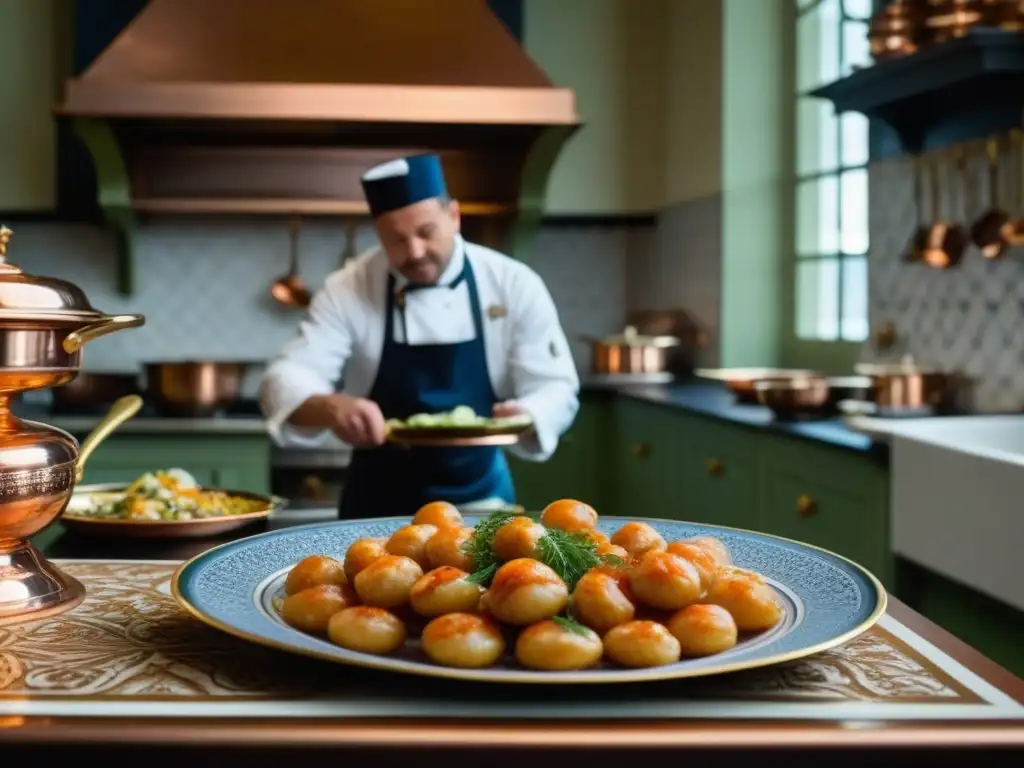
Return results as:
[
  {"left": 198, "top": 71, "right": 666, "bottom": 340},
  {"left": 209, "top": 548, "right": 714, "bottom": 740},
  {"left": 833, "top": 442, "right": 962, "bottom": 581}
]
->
[{"left": 860, "top": 416, "right": 1024, "bottom": 612}]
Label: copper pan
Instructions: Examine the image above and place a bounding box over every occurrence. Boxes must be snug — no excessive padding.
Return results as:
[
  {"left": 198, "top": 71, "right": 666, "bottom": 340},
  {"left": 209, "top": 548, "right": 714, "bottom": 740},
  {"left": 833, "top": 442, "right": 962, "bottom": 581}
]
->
[
  {"left": 855, "top": 357, "right": 958, "bottom": 410},
  {"left": 143, "top": 360, "right": 253, "bottom": 417},
  {"left": 695, "top": 367, "right": 822, "bottom": 403}
]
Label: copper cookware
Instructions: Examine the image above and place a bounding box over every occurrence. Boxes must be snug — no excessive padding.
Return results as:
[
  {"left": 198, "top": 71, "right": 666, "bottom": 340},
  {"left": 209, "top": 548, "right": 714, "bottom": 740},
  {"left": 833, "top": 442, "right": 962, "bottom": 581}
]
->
[
  {"left": 754, "top": 377, "right": 830, "bottom": 420},
  {"left": 695, "top": 367, "right": 822, "bottom": 403},
  {"left": 144, "top": 360, "right": 249, "bottom": 417},
  {"left": 270, "top": 217, "right": 311, "bottom": 309},
  {"left": 585, "top": 326, "right": 681, "bottom": 375},
  {"left": 1, "top": 224, "right": 146, "bottom": 625},
  {"left": 855, "top": 356, "right": 957, "bottom": 410},
  {"left": 869, "top": 0, "right": 927, "bottom": 60},
  {"left": 971, "top": 136, "right": 1012, "bottom": 260},
  {"left": 924, "top": 0, "right": 983, "bottom": 43},
  {"left": 923, "top": 149, "right": 970, "bottom": 269}
]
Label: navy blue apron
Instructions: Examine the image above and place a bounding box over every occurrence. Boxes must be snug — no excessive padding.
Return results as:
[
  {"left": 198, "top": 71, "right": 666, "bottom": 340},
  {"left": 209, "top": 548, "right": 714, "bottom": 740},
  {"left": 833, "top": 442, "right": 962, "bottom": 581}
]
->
[{"left": 337, "top": 259, "right": 516, "bottom": 519}]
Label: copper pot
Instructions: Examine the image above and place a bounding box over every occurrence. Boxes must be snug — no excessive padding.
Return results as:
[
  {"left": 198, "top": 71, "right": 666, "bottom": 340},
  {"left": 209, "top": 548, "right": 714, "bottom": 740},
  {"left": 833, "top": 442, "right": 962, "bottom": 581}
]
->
[
  {"left": 0, "top": 226, "right": 144, "bottom": 393},
  {"left": 584, "top": 326, "right": 680, "bottom": 375},
  {"left": 855, "top": 358, "right": 957, "bottom": 409},
  {"left": 143, "top": 361, "right": 249, "bottom": 417},
  {"left": 1, "top": 224, "right": 146, "bottom": 626}
]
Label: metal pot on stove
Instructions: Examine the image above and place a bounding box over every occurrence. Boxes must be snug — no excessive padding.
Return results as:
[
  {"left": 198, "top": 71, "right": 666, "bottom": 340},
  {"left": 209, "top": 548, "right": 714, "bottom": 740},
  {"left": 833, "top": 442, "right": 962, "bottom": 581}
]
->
[{"left": 582, "top": 326, "right": 682, "bottom": 375}]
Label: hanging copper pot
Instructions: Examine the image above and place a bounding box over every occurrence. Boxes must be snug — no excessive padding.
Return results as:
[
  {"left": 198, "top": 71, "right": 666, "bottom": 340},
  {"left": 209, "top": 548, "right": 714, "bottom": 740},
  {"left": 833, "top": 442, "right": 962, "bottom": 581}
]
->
[
  {"left": 924, "top": 0, "right": 984, "bottom": 43},
  {"left": 870, "top": 0, "right": 928, "bottom": 59}
]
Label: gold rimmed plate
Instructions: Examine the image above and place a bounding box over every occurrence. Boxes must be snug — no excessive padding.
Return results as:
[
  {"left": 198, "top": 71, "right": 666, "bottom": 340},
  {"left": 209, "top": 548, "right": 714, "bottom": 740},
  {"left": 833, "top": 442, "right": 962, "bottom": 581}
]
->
[
  {"left": 172, "top": 514, "right": 887, "bottom": 684},
  {"left": 61, "top": 483, "right": 280, "bottom": 539}
]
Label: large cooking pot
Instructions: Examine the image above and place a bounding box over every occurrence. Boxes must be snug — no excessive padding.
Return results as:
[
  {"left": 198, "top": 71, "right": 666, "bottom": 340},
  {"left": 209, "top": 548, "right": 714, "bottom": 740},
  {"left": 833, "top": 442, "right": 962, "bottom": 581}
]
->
[
  {"left": 854, "top": 357, "right": 958, "bottom": 410},
  {"left": 583, "top": 326, "right": 681, "bottom": 375},
  {"left": 143, "top": 360, "right": 250, "bottom": 417},
  {"left": 0, "top": 226, "right": 144, "bottom": 393}
]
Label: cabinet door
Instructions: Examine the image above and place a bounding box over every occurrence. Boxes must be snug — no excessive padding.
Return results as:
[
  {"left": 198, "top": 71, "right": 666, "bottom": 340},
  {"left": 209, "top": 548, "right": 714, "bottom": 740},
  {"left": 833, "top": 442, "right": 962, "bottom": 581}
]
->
[
  {"left": 508, "top": 397, "right": 608, "bottom": 512},
  {"left": 77, "top": 435, "right": 272, "bottom": 495},
  {"left": 758, "top": 436, "right": 890, "bottom": 585},
  {"left": 611, "top": 399, "right": 685, "bottom": 519},
  {"left": 680, "top": 418, "right": 760, "bottom": 531}
]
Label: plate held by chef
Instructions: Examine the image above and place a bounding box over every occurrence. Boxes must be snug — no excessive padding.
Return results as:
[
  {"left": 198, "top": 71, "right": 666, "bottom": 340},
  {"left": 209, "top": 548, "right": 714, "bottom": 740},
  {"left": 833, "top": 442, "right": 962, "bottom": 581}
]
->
[{"left": 259, "top": 152, "right": 580, "bottom": 519}]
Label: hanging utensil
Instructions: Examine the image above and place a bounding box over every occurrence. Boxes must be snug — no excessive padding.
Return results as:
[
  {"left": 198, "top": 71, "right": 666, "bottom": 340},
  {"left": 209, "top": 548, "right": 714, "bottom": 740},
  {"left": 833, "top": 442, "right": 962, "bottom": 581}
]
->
[
  {"left": 271, "top": 216, "right": 311, "bottom": 309},
  {"left": 903, "top": 153, "right": 930, "bottom": 262},
  {"left": 923, "top": 148, "right": 969, "bottom": 269},
  {"left": 970, "top": 135, "right": 1011, "bottom": 260}
]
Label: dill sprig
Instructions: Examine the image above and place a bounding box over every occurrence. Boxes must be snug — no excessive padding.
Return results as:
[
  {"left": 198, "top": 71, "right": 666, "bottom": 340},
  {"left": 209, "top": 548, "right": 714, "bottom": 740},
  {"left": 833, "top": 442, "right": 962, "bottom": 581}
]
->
[
  {"left": 461, "top": 510, "right": 522, "bottom": 586},
  {"left": 552, "top": 614, "right": 592, "bottom": 636},
  {"left": 462, "top": 509, "right": 624, "bottom": 589},
  {"left": 536, "top": 528, "right": 604, "bottom": 590}
]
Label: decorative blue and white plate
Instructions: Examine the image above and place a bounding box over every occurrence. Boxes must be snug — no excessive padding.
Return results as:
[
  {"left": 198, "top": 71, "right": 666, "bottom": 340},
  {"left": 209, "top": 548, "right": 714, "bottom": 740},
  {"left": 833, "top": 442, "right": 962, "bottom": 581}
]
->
[{"left": 172, "top": 515, "right": 887, "bottom": 684}]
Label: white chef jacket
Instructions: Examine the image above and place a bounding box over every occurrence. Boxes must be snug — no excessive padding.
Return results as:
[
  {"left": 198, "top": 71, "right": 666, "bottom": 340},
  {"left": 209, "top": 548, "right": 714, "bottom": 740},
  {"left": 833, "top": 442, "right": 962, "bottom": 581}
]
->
[{"left": 259, "top": 234, "right": 580, "bottom": 462}]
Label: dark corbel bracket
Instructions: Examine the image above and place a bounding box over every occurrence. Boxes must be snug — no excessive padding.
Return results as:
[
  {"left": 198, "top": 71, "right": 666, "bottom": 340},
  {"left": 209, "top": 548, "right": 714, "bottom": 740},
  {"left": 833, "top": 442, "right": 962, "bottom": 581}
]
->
[{"left": 71, "top": 117, "right": 136, "bottom": 296}]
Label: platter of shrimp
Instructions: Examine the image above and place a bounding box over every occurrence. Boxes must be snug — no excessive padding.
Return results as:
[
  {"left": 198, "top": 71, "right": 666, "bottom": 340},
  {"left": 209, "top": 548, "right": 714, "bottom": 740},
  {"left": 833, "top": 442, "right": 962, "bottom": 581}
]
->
[{"left": 172, "top": 500, "right": 886, "bottom": 683}]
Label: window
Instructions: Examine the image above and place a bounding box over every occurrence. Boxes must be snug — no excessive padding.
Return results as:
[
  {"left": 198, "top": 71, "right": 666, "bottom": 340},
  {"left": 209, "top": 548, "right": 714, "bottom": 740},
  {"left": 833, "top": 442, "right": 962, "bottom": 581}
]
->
[{"left": 794, "top": 0, "right": 872, "bottom": 342}]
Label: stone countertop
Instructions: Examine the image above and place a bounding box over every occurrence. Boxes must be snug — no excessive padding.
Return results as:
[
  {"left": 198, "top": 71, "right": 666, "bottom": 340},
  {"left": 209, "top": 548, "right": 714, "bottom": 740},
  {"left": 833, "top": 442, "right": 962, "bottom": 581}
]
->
[
  {"left": 584, "top": 380, "right": 880, "bottom": 454},
  {"left": 15, "top": 382, "right": 881, "bottom": 453}
]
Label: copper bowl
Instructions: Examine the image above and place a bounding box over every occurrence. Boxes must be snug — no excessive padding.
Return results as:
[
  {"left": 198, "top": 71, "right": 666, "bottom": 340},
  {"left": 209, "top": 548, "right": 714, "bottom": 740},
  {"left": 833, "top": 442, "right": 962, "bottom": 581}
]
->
[
  {"left": 754, "top": 377, "right": 831, "bottom": 420},
  {"left": 695, "top": 367, "right": 823, "bottom": 403}
]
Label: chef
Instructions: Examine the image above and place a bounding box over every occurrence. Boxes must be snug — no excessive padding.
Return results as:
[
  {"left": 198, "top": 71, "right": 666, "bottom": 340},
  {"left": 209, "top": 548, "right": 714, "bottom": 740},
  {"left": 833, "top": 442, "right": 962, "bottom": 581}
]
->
[{"left": 259, "top": 153, "right": 580, "bottom": 519}]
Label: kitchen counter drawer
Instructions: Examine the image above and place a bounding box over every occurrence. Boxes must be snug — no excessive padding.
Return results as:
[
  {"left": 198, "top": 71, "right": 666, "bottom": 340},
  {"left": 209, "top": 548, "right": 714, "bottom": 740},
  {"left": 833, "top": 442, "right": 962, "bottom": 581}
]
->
[
  {"left": 757, "top": 435, "right": 891, "bottom": 585},
  {"left": 677, "top": 415, "right": 759, "bottom": 530}
]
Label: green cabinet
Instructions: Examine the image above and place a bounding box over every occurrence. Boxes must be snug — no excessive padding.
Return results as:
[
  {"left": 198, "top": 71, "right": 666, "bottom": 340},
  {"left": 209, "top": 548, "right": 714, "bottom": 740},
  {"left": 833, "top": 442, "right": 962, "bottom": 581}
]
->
[
  {"left": 492, "top": 389, "right": 892, "bottom": 587},
  {"left": 508, "top": 394, "right": 611, "bottom": 512},
  {"left": 610, "top": 398, "right": 686, "bottom": 520},
  {"left": 757, "top": 435, "right": 890, "bottom": 584},
  {"left": 76, "top": 434, "right": 272, "bottom": 495},
  {"left": 678, "top": 418, "right": 760, "bottom": 531}
]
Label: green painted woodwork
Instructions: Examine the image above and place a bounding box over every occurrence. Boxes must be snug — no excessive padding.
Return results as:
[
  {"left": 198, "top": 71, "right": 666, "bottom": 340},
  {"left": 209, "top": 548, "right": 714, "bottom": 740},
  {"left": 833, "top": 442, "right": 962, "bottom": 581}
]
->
[
  {"left": 757, "top": 434, "right": 890, "bottom": 585},
  {"left": 75, "top": 434, "right": 271, "bottom": 494},
  {"left": 510, "top": 394, "right": 892, "bottom": 588},
  {"left": 896, "top": 557, "right": 1024, "bottom": 678},
  {"left": 71, "top": 117, "right": 136, "bottom": 295},
  {"left": 510, "top": 123, "right": 583, "bottom": 263},
  {"left": 508, "top": 393, "right": 610, "bottom": 512}
]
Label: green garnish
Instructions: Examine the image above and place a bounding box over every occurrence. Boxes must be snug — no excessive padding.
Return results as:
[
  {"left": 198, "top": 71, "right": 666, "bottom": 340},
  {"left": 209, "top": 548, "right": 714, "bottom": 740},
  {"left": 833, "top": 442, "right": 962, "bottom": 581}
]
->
[
  {"left": 462, "top": 510, "right": 614, "bottom": 590},
  {"left": 461, "top": 510, "right": 522, "bottom": 585},
  {"left": 552, "top": 614, "right": 592, "bottom": 636},
  {"left": 536, "top": 527, "right": 604, "bottom": 590},
  {"left": 465, "top": 562, "right": 498, "bottom": 586}
]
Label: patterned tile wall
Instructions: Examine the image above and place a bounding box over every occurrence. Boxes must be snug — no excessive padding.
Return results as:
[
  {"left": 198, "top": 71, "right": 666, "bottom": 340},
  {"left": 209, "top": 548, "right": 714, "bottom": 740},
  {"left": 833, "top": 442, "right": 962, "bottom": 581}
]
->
[
  {"left": 5, "top": 219, "right": 635, "bottom": 398},
  {"left": 626, "top": 195, "right": 723, "bottom": 367},
  {"left": 865, "top": 149, "right": 1024, "bottom": 413}
]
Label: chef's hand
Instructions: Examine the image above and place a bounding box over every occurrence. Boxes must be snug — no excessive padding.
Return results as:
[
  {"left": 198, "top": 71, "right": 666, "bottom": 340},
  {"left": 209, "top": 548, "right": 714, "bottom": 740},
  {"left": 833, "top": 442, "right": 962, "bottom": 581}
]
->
[
  {"left": 493, "top": 400, "right": 526, "bottom": 418},
  {"left": 323, "top": 394, "right": 387, "bottom": 447}
]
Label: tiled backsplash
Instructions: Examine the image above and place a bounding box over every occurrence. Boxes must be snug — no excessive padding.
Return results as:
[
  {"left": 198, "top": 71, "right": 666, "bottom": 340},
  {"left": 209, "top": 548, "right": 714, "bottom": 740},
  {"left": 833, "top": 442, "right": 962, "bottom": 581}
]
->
[
  {"left": 628, "top": 196, "right": 722, "bottom": 368},
  {"left": 6, "top": 219, "right": 634, "bottom": 397},
  {"left": 864, "top": 151, "right": 1024, "bottom": 413}
]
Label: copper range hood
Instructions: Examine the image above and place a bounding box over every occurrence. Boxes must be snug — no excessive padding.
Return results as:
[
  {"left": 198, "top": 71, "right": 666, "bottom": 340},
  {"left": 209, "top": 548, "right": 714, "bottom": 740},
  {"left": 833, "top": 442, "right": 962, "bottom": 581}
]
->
[{"left": 56, "top": 0, "right": 580, "bottom": 293}]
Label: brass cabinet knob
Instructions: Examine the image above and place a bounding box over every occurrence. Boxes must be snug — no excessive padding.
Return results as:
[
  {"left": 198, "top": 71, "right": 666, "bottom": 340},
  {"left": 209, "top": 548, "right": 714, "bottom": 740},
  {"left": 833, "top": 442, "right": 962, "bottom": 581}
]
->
[
  {"left": 707, "top": 458, "right": 724, "bottom": 477},
  {"left": 631, "top": 442, "right": 651, "bottom": 459},
  {"left": 796, "top": 494, "right": 817, "bottom": 518},
  {"left": 300, "top": 475, "right": 325, "bottom": 498}
]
